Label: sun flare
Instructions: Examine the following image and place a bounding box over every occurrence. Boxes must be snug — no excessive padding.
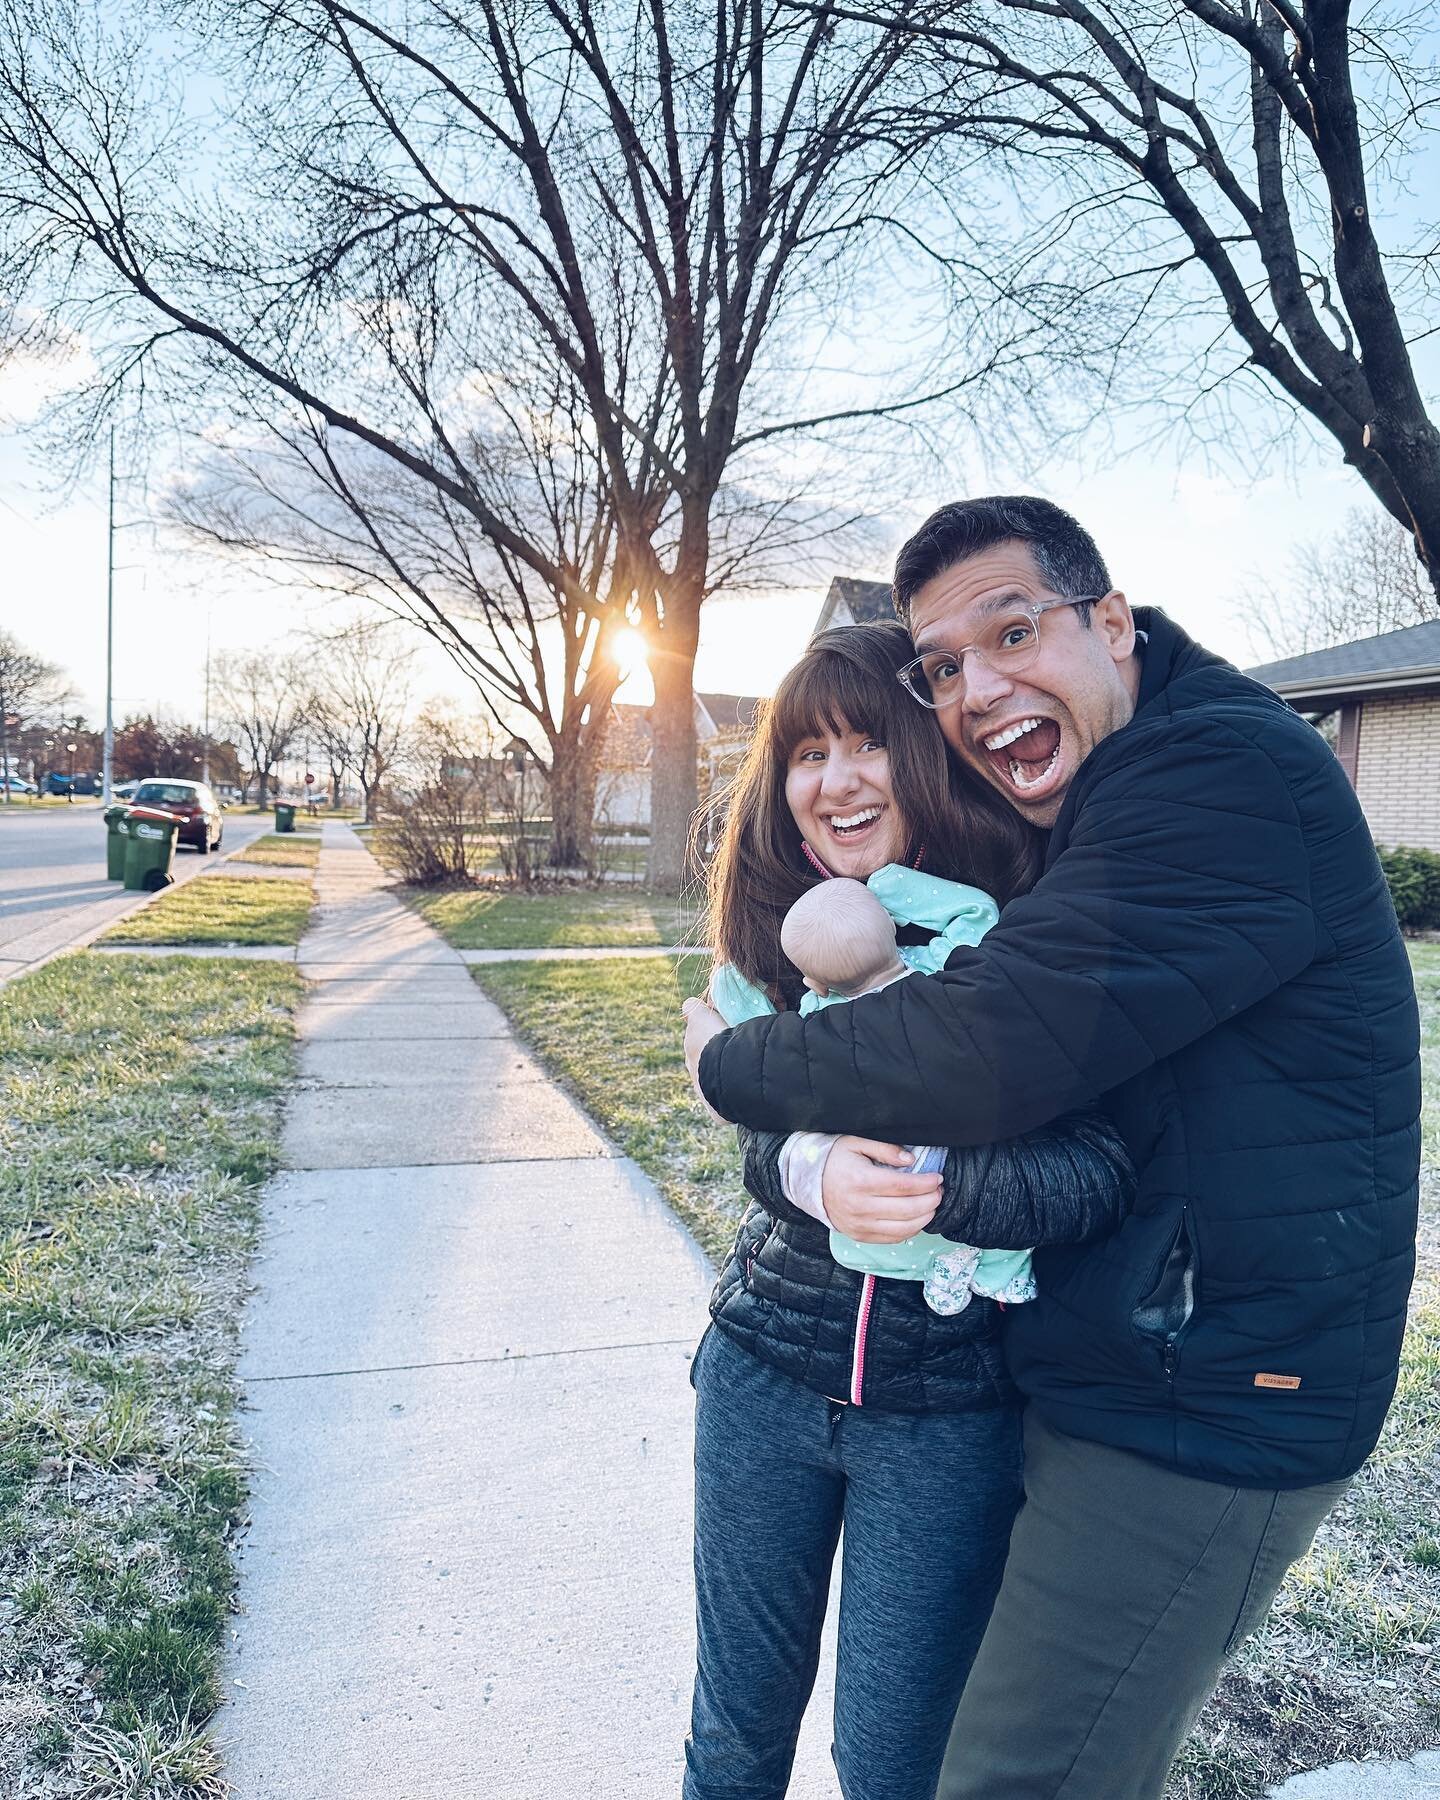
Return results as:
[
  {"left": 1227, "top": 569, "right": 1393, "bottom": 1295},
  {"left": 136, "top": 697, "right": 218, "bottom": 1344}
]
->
[{"left": 612, "top": 626, "right": 650, "bottom": 676}]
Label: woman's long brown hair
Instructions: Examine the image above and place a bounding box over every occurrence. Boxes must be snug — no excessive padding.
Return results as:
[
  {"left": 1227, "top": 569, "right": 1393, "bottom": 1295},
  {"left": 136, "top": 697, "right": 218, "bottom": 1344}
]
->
[{"left": 701, "top": 621, "right": 1043, "bottom": 1010}]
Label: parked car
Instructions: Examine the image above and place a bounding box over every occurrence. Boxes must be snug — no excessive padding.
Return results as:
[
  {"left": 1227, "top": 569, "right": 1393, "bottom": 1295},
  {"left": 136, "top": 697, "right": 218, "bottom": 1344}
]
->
[
  {"left": 1, "top": 774, "right": 38, "bottom": 794},
  {"left": 129, "top": 778, "right": 225, "bottom": 852},
  {"left": 111, "top": 780, "right": 140, "bottom": 800}
]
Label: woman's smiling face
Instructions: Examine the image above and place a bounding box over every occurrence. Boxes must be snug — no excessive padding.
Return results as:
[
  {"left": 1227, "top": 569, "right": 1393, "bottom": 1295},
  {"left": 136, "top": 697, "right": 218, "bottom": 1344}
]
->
[{"left": 784, "top": 723, "right": 906, "bottom": 877}]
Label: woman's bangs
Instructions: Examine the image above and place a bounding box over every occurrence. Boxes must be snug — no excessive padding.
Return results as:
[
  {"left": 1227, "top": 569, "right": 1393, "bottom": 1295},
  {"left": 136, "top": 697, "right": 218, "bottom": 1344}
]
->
[{"left": 768, "top": 648, "right": 893, "bottom": 757}]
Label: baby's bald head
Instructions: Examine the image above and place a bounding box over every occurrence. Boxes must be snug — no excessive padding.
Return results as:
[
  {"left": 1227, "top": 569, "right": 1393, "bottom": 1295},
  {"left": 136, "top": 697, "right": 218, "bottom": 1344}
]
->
[{"left": 781, "top": 879, "right": 906, "bottom": 999}]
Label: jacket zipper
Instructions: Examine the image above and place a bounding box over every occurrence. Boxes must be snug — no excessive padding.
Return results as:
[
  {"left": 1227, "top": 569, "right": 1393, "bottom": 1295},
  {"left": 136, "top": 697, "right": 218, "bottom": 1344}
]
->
[
  {"left": 850, "top": 1274, "right": 876, "bottom": 1406},
  {"left": 1161, "top": 1206, "right": 1196, "bottom": 1391},
  {"left": 743, "top": 1220, "right": 772, "bottom": 1289}
]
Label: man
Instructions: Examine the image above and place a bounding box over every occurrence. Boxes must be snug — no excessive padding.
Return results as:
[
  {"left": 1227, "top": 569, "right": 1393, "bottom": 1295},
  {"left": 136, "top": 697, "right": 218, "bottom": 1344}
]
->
[{"left": 683, "top": 496, "right": 1419, "bottom": 1799}]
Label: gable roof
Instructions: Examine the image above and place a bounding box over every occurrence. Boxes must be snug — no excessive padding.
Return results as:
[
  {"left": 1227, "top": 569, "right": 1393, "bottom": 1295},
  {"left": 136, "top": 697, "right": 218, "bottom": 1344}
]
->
[
  {"left": 813, "top": 575, "right": 894, "bottom": 637},
  {"left": 1246, "top": 619, "right": 1440, "bottom": 706},
  {"left": 604, "top": 690, "right": 764, "bottom": 768},
  {"left": 696, "top": 691, "right": 763, "bottom": 734}
]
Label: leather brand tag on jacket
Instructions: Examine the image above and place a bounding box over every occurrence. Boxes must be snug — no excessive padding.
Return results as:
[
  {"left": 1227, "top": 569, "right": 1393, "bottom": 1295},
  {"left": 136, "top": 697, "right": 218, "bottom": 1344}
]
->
[{"left": 1254, "top": 1372, "right": 1302, "bottom": 1390}]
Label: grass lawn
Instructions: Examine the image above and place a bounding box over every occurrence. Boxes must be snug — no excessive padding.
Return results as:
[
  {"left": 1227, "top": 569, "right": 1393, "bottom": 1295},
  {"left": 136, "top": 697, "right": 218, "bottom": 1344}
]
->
[
  {"left": 229, "top": 832, "right": 322, "bottom": 870},
  {"left": 0, "top": 796, "right": 100, "bottom": 813},
  {"left": 371, "top": 824, "right": 647, "bottom": 882},
  {"left": 230, "top": 805, "right": 330, "bottom": 821},
  {"left": 0, "top": 953, "right": 302, "bottom": 1795},
  {"left": 412, "top": 884, "right": 697, "bottom": 950},
  {"left": 475, "top": 945, "right": 1440, "bottom": 1798},
  {"left": 98, "top": 877, "right": 314, "bottom": 948}
]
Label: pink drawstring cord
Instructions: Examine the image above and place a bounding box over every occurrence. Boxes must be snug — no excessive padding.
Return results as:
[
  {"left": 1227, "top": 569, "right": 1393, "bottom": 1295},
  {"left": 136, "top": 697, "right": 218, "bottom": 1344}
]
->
[{"left": 799, "top": 841, "right": 926, "bottom": 880}]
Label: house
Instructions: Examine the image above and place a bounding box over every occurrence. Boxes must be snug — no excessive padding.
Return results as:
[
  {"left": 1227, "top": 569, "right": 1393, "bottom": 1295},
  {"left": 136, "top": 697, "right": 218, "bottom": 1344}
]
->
[
  {"left": 812, "top": 574, "right": 894, "bottom": 635},
  {"left": 598, "top": 689, "right": 764, "bottom": 828},
  {"left": 591, "top": 571, "right": 895, "bottom": 829},
  {"left": 1247, "top": 619, "right": 1440, "bottom": 852}
]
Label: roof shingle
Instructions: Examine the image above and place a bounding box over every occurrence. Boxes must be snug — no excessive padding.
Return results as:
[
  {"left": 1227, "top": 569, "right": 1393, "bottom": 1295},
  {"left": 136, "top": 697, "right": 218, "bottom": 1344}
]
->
[{"left": 1246, "top": 619, "right": 1440, "bottom": 690}]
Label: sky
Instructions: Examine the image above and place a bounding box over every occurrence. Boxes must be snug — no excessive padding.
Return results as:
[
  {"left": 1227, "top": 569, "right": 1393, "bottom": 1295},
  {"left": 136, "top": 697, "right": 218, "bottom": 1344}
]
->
[
  {"left": 1, "top": 5, "right": 1433, "bottom": 736},
  {"left": 0, "top": 399, "right": 1372, "bottom": 730}
]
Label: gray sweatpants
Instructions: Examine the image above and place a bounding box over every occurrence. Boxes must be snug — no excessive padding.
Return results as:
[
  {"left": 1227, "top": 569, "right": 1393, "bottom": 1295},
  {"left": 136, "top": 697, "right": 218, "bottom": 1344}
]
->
[{"left": 937, "top": 1411, "right": 1350, "bottom": 1800}]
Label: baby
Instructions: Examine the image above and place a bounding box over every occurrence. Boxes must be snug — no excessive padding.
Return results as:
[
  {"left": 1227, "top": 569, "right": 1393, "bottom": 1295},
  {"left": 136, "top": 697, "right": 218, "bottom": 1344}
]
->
[{"left": 713, "top": 870, "right": 1035, "bottom": 1316}]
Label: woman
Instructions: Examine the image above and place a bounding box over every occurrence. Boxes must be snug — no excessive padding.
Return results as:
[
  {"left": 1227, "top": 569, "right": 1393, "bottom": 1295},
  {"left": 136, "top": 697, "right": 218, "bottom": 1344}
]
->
[{"left": 683, "top": 622, "right": 1132, "bottom": 1800}]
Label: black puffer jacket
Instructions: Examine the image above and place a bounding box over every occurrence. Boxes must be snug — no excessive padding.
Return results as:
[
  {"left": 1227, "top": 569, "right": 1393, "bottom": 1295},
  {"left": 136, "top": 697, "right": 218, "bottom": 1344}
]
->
[
  {"left": 709, "top": 1113, "right": 1133, "bottom": 1413},
  {"left": 701, "top": 611, "right": 1421, "bottom": 1487}
]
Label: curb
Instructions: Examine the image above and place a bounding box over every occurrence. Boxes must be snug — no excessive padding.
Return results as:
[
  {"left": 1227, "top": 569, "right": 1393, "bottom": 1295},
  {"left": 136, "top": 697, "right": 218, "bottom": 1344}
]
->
[{"left": 0, "top": 817, "right": 278, "bottom": 992}]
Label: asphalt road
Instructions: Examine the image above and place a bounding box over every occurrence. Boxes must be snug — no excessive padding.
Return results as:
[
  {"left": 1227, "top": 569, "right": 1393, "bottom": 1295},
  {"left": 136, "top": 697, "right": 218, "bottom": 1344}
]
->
[{"left": 0, "top": 801, "right": 272, "bottom": 985}]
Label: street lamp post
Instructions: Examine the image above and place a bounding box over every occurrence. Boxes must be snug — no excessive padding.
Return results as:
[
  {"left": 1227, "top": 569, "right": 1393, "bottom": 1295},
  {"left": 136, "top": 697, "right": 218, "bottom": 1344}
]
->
[
  {"left": 201, "top": 607, "right": 212, "bottom": 787},
  {"left": 103, "top": 427, "right": 116, "bottom": 805},
  {"left": 66, "top": 741, "right": 77, "bottom": 804}
]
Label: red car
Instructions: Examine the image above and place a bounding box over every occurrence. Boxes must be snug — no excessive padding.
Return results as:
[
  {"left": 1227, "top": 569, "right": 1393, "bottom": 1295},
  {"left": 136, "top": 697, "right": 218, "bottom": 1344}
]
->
[{"left": 130, "top": 779, "right": 225, "bottom": 853}]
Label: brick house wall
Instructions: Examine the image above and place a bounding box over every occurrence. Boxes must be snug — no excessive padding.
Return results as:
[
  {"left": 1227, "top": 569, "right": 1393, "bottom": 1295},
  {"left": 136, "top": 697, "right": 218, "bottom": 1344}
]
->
[{"left": 1353, "top": 691, "right": 1440, "bottom": 851}]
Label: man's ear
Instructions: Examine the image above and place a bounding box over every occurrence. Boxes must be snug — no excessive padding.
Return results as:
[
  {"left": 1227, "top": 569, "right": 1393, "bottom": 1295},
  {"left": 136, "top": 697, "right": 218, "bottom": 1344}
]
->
[{"left": 1093, "top": 591, "right": 1136, "bottom": 666}]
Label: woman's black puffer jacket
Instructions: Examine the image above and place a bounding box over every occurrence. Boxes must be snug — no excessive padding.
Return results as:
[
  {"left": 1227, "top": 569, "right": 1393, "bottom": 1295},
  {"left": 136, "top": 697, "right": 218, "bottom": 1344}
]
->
[{"left": 709, "top": 1115, "right": 1133, "bottom": 1413}]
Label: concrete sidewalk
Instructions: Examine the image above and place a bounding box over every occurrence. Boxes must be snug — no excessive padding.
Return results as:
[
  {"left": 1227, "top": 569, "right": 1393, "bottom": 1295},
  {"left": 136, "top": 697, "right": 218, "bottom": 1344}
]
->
[
  {"left": 1266, "top": 1756, "right": 1440, "bottom": 1798},
  {"left": 217, "top": 826, "right": 1436, "bottom": 1799},
  {"left": 221, "top": 824, "right": 838, "bottom": 1798}
]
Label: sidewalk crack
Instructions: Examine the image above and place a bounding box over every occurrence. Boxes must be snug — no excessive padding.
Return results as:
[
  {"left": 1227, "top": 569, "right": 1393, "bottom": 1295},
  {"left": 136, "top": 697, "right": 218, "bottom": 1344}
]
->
[{"left": 244, "top": 1336, "right": 696, "bottom": 1384}]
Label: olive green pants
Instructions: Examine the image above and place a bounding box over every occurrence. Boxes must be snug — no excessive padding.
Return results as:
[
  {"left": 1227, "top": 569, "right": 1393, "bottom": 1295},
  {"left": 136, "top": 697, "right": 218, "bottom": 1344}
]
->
[{"left": 937, "top": 1412, "right": 1350, "bottom": 1800}]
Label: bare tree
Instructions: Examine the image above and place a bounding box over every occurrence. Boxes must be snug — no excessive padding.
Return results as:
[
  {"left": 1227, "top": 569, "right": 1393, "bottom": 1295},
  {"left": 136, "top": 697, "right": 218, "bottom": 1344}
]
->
[
  {"left": 0, "top": 630, "right": 65, "bottom": 804},
  {"left": 1250, "top": 505, "right": 1438, "bottom": 658},
  {"left": 171, "top": 355, "right": 633, "bottom": 870},
  {"left": 212, "top": 650, "right": 304, "bottom": 807},
  {"left": 0, "top": 0, "right": 1050, "bottom": 885},
  {"left": 308, "top": 618, "right": 412, "bottom": 824},
  {"left": 304, "top": 685, "right": 355, "bottom": 812},
  {"left": 843, "top": 0, "right": 1440, "bottom": 591},
  {"left": 385, "top": 701, "right": 505, "bottom": 885}
]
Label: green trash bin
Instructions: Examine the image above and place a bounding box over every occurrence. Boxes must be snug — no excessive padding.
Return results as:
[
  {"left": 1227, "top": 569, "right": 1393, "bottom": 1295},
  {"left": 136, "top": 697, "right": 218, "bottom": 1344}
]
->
[
  {"left": 104, "top": 805, "right": 131, "bottom": 881},
  {"left": 123, "top": 807, "right": 180, "bottom": 892},
  {"left": 274, "top": 802, "right": 296, "bottom": 833}
]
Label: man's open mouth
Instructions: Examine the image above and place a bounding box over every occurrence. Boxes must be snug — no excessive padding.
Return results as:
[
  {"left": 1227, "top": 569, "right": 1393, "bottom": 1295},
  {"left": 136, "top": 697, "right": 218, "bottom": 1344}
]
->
[
  {"left": 982, "top": 716, "right": 1062, "bottom": 794},
  {"left": 825, "top": 804, "right": 885, "bottom": 840}
]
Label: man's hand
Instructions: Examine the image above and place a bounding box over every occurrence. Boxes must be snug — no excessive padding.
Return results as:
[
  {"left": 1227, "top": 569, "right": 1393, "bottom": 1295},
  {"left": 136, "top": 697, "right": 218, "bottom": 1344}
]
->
[
  {"left": 682, "top": 996, "right": 730, "bottom": 1122},
  {"left": 823, "top": 1137, "right": 942, "bottom": 1242}
]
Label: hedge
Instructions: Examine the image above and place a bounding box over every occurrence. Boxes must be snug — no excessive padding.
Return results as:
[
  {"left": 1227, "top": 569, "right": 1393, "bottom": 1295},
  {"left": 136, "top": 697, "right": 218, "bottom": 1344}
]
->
[{"left": 1377, "top": 844, "right": 1440, "bottom": 934}]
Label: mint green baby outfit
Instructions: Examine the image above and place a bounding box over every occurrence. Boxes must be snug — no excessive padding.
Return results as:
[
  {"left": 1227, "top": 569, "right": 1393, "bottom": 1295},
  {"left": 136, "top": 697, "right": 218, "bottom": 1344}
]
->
[{"left": 709, "top": 863, "right": 1036, "bottom": 1316}]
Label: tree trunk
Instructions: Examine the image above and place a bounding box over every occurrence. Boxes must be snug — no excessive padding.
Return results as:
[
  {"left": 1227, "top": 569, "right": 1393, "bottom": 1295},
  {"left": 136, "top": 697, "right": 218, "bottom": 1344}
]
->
[
  {"left": 1307, "top": 2, "right": 1440, "bottom": 588},
  {"left": 646, "top": 628, "right": 700, "bottom": 892},
  {"left": 548, "top": 702, "right": 614, "bottom": 871},
  {"left": 548, "top": 740, "right": 596, "bottom": 871}
]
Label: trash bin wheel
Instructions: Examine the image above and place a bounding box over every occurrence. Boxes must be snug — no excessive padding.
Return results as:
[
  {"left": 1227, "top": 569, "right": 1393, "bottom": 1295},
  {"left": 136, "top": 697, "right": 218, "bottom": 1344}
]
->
[{"left": 143, "top": 868, "right": 175, "bottom": 892}]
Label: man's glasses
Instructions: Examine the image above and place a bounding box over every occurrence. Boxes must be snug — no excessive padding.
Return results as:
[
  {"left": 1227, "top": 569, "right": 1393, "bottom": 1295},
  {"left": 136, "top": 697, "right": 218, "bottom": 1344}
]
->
[{"left": 895, "top": 596, "right": 1105, "bottom": 710}]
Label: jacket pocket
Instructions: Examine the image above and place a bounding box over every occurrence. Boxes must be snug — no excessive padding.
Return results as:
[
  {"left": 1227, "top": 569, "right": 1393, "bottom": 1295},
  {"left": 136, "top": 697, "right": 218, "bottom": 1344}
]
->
[
  {"left": 688, "top": 1323, "right": 713, "bottom": 1392},
  {"left": 1130, "top": 1207, "right": 1198, "bottom": 1369}
]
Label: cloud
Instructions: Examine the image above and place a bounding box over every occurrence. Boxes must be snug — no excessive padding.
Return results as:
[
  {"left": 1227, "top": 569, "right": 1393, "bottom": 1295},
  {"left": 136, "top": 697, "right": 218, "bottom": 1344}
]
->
[{"left": 0, "top": 311, "right": 97, "bottom": 426}]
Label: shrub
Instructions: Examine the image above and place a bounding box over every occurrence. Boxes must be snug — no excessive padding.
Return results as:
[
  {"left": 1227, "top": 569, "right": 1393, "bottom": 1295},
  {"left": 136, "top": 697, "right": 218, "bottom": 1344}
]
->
[
  {"left": 1377, "top": 845, "right": 1440, "bottom": 933},
  {"left": 384, "top": 783, "right": 480, "bottom": 884}
]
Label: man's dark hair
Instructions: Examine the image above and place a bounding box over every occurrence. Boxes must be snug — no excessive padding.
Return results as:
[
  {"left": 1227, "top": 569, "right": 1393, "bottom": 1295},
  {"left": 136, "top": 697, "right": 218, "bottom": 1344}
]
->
[{"left": 892, "top": 495, "right": 1112, "bottom": 626}]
